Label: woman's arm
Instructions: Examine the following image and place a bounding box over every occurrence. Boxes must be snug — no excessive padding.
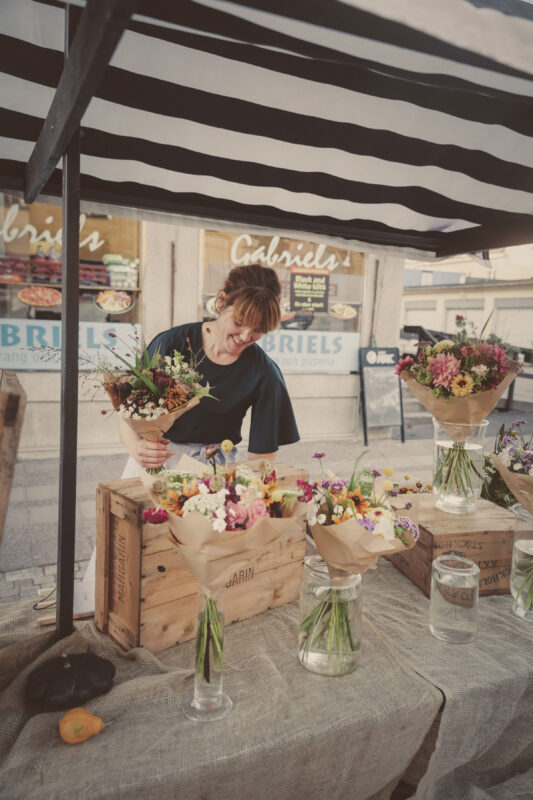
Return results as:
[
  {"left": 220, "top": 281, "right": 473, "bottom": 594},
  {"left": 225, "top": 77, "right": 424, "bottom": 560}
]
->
[{"left": 118, "top": 418, "right": 172, "bottom": 470}]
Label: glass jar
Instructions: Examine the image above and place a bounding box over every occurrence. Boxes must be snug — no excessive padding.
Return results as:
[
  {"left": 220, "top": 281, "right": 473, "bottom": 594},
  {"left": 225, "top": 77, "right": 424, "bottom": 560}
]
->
[
  {"left": 429, "top": 554, "right": 480, "bottom": 643},
  {"left": 298, "top": 555, "right": 362, "bottom": 676},
  {"left": 432, "top": 418, "right": 488, "bottom": 514},
  {"left": 510, "top": 504, "right": 533, "bottom": 622}
]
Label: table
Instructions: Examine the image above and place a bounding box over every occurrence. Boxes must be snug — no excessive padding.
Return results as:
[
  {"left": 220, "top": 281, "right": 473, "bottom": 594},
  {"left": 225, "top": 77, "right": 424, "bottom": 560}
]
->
[
  {"left": 0, "top": 593, "right": 440, "bottom": 800},
  {"left": 1, "top": 562, "right": 532, "bottom": 800},
  {"left": 363, "top": 561, "right": 533, "bottom": 800}
]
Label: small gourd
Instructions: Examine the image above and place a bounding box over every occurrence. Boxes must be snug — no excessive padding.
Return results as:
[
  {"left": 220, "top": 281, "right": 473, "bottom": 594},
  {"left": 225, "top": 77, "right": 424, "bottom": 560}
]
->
[{"left": 59, "top": 707, "right": 103, "bottom": 745}]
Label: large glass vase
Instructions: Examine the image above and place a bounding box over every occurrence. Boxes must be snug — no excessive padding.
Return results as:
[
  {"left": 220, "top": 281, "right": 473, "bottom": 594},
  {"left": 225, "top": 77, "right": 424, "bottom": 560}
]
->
[{"left": 432, "top": 419, "right": 488, "bottom": 514}]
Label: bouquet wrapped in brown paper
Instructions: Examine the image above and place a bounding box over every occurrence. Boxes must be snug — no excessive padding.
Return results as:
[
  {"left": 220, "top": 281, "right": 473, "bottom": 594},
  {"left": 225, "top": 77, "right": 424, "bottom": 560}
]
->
[
  {"left": 141, "top": 451, "right": 306, "bottom": 687},
  {"left": 297, "top": 452, "right": 419, "bottom": 667},
  {"left": 488, "top": 420, "right": 533, "bottom": 515},
  {"left": 99, "top": 333, "right": 211, "bottom": 466},
  {"left": 397, "top": 333, "right": 520, "bottom": 508}
]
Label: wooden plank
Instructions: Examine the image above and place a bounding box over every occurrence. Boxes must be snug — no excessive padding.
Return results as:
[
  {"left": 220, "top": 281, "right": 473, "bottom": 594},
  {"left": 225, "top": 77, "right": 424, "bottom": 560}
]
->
[
  {"left": 94, "top": 485, "right": 111, "bottom": 633},
  {"left": 140, "top": 523, "right": 306, "bottom": 610},
  {"left": 108, "top": 515, "right": 141, "bottom": 645},
  {"left": 0, "top": 371, "right": 26, "bottom": 545},
  {"left": 25, "top": 0, "right": 138, "bottom": 203},
  {"left": 140, "top": 561, "right": 303, "bottom": 654}
]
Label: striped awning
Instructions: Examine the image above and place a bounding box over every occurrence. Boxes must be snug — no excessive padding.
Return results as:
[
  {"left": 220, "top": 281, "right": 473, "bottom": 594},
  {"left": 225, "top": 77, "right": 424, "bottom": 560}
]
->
[{"left": 1, "top": 0, "right": 533, "bottom": 259}]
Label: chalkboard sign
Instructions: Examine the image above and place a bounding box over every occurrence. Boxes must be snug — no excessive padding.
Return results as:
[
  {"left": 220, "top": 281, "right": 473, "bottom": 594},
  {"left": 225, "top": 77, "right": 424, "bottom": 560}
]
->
[
  {"left": 289, "top": 268, "right": 329, "bottom": 312},
  {"left": 359, "top": 347, "right": 405, "bottom": 445}
]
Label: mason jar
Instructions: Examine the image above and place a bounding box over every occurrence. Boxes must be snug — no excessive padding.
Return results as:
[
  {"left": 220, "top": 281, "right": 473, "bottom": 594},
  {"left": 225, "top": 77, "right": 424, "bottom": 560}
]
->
[
  {"left": 298, "top": 555, "right": 362, "bottom": 676},
  {"left": 510, "top": 504, "right": 533, "bottom": 622}
]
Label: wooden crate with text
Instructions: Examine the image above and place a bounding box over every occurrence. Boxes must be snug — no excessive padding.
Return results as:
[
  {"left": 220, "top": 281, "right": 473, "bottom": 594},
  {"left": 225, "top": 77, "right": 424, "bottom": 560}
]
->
[
  {"left": 386, "top": 493, "right": 516, "bottom": 596},
  {"left": 95, "top": 471, "right": 306, "bottom": 653}
]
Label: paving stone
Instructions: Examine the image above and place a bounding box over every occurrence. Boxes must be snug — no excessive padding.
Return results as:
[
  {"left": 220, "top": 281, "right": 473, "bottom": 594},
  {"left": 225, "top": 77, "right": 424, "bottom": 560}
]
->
[
  {"left": 13, "top": 578, "right": 35, "bottom": 589},
  {"left": 5, "top": 567, "right": 45, "bottom": 583},
  {"left": 0, "top": 589, "right": 20, "bottom": 602},
  {"left": 43, "top": 564, "right": 58, "bottom": 575},
  {"left": 19, "top": 586, "right": 39, "bottom": 598}
]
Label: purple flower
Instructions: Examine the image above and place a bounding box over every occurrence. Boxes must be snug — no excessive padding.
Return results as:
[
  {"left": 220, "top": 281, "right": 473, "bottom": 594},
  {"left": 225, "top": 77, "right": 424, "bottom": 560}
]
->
[
  {"left": 358, "top": 517, "right": 376, "bottom": 532},
  {"left": 394, "top": 516, "right": 419, "bottom": 543},
  {"left": 313, "top": 451, "right": 326, "bottom": 459},
  {"left": 371, "top": 468, "right": 383, "bottom": 478},
  {"left": 322, "top": 478, "right": 347, "bottom": 492},
  {"left": 511, "top": 419, "right": 526, "bottom": 427}
]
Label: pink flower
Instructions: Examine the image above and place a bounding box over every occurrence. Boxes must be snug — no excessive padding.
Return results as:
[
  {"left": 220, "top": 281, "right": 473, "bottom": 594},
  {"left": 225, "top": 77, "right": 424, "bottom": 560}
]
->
[
  {"left": 429, "top": 352, "right": 461, "bottom": 389},
  {"left": 395, "top": 355, "right": 414, "bottom": 376},
  {"left": 245, "top": 498, "right": 269, "bottom": 528},
  {"left": 225, "top": 501, "right": 248, "bottom": 530}
]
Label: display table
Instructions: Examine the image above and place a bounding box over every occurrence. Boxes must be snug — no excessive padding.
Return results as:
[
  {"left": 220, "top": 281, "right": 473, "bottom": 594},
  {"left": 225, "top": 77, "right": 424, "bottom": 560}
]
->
[
  {"left": 0, "top": 593, "right": 441, "bottom": 800},
  {"left": 363, "top": 561, "right": 533, "bottom": 800},
  {"left": 1, "top": 563, "right": 532, "bottom": 800}
]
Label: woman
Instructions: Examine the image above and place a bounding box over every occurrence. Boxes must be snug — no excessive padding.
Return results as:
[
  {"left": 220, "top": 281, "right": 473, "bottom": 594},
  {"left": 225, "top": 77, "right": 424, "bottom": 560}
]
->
[{"left": 119, "top": 263, "right": 300, "bottom": 474}]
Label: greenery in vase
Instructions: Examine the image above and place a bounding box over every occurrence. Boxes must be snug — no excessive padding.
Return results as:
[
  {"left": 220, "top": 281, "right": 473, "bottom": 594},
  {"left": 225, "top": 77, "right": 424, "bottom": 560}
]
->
[
  {"left": 195, "top": 597, "right": 224, "bottom": 683},
  {"left": 299, "top": 590, "right": 359, "bottom": 668},
  {"left": 433, "top": 440, "right": 483, "bottom": 498}
]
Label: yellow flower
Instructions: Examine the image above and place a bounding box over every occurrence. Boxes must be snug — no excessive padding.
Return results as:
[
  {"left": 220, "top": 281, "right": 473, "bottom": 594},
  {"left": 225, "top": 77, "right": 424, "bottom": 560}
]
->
[
  {"left": 382, "top": 479, "right": 394, "bottom": 492},
  {"left": 383, "top": 467, "right": 394, "bottom": 477},
  {"left": 220, "top": 439, "right": 234, "bottom": 452},
  {"left": 434, "top": 339, "right": 455, "bottom": 353},
  {"left": 425, "top": 483, "right": 433, "bottom": 491},
  {"left": 270, "top": 489, "right": 283, "bottom": 503},
  {"left": 404, "top": 474, "right": 410, "bottom": 480},
  {"left": 451, "top": 373, "right": 474, "bottom": 397}
]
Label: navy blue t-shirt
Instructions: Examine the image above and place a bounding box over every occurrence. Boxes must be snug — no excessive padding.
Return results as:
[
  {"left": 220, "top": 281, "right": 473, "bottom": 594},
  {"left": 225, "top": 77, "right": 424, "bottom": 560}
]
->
[{"left": 147, "top": 322, "right": 299, "bottom": 453}]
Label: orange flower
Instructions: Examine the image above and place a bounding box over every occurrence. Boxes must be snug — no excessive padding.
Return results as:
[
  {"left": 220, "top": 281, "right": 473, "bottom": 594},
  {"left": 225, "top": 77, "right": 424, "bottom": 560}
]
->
[{"left": 347, "top": 488, "right": 370, "bottom": 516}]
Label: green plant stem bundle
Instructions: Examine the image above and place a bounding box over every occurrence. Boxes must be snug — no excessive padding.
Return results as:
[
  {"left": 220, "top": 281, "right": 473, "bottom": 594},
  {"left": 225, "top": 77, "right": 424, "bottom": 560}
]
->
[
  {"left": 434, "top": 442, "right": 482, "bottom": 497},
  {"left": 298, "top": 591, "right": 359, "bottom": 666},
  {"left": 517, "top": 566, "right": 533, "bottom": 614},
  {"left": 194, "top": 598, "right": 224, "bottom": 683}
]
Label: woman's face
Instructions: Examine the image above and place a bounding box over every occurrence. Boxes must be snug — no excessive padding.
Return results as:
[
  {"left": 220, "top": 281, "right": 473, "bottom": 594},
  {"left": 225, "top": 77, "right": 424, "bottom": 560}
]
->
[{"left": 216, "top": 306, "right": 263, "bottom": 356}]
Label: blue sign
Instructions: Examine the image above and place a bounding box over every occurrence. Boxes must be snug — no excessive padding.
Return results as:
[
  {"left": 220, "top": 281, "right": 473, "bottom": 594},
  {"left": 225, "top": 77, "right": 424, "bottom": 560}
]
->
[{"left": 0, "top": 319, "right": 142, "bottom": 371}]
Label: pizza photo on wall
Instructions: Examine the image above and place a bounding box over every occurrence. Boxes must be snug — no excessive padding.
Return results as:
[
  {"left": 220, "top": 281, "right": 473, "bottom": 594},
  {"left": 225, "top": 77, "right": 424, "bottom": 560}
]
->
[{"left": 17, "top": 286, "right": 62, "bottom": 308}]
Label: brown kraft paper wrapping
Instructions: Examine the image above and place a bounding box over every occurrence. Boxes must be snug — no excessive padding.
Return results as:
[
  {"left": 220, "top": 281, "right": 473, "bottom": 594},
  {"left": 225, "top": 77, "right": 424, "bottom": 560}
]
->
[
  {"left": 401, "top": 370, "right": 518, "bottom": 442},
  {"left": 492, "top": 455, "right": 533, "bottom": 515},
  {"left": 106, "top": 391, "right": 202, "bottom": 442},
  {"left": 141, "top": 459, "right": 307, "bottom": 592},
  {"left": 309, "top": 494, "right": 419, "bottom": 576}
]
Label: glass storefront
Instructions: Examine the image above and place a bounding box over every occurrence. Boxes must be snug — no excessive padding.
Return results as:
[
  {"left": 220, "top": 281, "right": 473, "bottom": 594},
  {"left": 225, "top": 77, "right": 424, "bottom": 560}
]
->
[{"left": 201, "top": 230, "right": 363, "bottom": 373}]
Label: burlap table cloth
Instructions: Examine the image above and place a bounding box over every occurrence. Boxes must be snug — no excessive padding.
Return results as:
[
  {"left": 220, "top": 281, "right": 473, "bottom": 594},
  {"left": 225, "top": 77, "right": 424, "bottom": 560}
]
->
[
  {"left": 0, "top": 598, "right": 441, "bottom": 800},
  {"left": 362, "top": 561, "right": 533, "bottom": 800}
]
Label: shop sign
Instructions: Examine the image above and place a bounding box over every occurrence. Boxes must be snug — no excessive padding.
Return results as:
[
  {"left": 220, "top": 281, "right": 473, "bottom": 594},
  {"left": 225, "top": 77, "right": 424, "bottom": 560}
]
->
[
  {"left": 260, "top": 330, "right": 359, "bottom": 373},
  {"left": 0, "top": 203, "right": 105, "bottom": 252},
  {"left": 0, "top": 319, "right": 141, "bottom": 371},
  {"left": 230, "top": 233, "right": 348, "bottom": 272},
  {"left": 289, "top": 267, "right": 329, "bottom": 312}
]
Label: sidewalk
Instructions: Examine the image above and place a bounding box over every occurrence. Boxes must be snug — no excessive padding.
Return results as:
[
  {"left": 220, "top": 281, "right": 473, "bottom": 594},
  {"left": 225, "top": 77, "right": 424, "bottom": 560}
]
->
[{"left": 1, "top": 403, "right": 532, "bottom": 605}]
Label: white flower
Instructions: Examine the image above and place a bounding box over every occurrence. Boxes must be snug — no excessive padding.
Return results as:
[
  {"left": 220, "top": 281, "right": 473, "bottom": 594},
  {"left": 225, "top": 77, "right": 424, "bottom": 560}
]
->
[
  {"left": 373, "top": 516, "right": 395, "bottom": 541},
  {"left": 198, "top": 482, "right": 209, "bottom": 494},
  {"left": 235, "top": 484, "right": 245, "bottom": 497},
  {"left": 513, "top": 463, "right": 522, "bottom": 471},
  {"left": 471, "top": 364, "right": 488, "bottom": 376},
  {"left": 333, "top": 504, "right": 343, "bottom": 516},
  {"left": 212, "top": 517, "right": 226, "bottom": 532},
  {"left": 317, "top": 513, "right": 326, "bottom": 525},
  {"left": 529, "top": 467, "right": 533, "bottom": 476},
  {"left": 216, "top": 488, "right": 229, "bottom": 504},
  {"left": 308, "top": 516, "right": 318, "bottom": 526},
  {"left": 214, "top": 506, "right": 226, "bottom": 519}
]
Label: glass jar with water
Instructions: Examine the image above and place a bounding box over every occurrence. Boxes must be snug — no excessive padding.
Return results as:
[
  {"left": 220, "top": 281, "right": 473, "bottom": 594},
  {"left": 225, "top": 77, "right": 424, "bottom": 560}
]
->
[
  {"left": 298, "top": 555, "right": 362, "bottom": 676},
  {"left": 432, "top": 419, "right": 488, "bottom": 514},
  {"left": 510, "top": 504, "right": 533, "bottom": 623},
  {"left": 429, "top": 554, "right": 480, "bottom": 642}
]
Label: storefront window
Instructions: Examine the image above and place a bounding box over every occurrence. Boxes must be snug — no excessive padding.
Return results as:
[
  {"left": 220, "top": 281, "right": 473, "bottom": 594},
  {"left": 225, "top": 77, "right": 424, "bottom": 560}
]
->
[
  {"left": 201, "top": 230, "right": 363, "bottom": 372},
  {"left": 0, "top": 195, "right": 141, "bottom": 371}
]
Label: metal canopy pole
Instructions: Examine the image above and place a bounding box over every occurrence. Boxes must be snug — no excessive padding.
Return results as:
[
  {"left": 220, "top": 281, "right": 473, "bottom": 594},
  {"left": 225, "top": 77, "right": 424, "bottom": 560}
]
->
[{"left": 55, "top": 4, "right": 79, "bottom": 639}]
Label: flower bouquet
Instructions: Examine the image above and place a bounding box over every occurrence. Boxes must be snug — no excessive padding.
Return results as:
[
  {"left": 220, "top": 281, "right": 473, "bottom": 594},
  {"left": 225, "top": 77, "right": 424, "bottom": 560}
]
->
[
  {"left": 486, "top": 420, "right": 533, "bottom": 620},
  {"left": 99, "top": 333, "right": 212, "bottom": 470},
  {"left": 296, "top": 453, "right": 419, "bottom": 674},
  {"left": 142, "top": 450, "right": 305, "bottom": 719},
  {"left": 397, "top": 327, "right": 520, "bottom": 512}
]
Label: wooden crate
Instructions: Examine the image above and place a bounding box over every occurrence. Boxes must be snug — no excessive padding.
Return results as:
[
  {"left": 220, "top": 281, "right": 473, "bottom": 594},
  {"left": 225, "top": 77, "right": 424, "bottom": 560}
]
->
[
  {"left": 95, "top": 473, "right": 306, "bottom": 653},
  {"left": 387, "top": 493, "right": 516, "bottom": 597}
]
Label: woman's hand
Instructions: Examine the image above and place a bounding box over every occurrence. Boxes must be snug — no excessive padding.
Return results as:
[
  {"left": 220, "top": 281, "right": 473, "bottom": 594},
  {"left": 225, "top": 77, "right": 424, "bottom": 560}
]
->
[
  {"left": 134, "top": 437, "right": 172, "bottom": 470},
  {"left": 118, "top": 418, "right": 172, "bottom": 469}
]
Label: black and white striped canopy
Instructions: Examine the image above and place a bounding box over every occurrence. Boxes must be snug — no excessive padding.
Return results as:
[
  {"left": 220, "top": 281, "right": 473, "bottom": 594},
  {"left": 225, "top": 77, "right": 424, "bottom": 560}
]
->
[{"left": 1, "top": 0, "right": 533, "bottom": 259}]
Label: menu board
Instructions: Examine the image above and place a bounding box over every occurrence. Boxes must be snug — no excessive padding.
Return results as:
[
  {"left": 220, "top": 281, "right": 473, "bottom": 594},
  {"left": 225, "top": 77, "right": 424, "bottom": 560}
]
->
[
  {"left": 359, "top": 347, "right": 405, "bottom": 444},
  {"left": 289, "top": 268, "right": 329, "bottom": 312}
]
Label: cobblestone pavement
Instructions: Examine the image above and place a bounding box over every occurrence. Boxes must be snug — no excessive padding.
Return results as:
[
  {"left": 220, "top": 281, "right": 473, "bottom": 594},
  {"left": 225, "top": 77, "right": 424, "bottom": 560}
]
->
[{"left": 1, "top": 401, "right": 532, "bottom": 605}]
